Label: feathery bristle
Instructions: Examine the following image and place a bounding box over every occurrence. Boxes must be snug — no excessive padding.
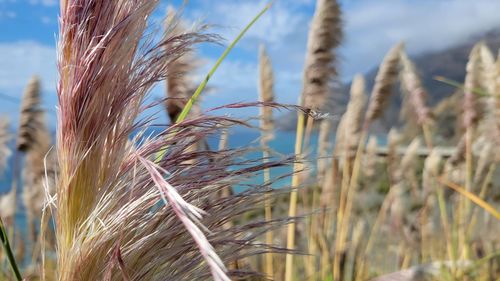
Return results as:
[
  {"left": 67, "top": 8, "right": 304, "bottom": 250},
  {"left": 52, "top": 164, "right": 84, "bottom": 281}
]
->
[
  {"left": 423, "top": 149, "right": 442, "bottom": 197},
  {"left": 334, "top": 115, "right": 346, "bottom": 157},
  {"left": 302, "top": 0, "right": 342, "bottom": 110},
  {"left": 165, "top": 7, "right": 201, "bottom": 122},
  {"left": 0, "top": 188, "right": 16, "bottom": 222},
  {"left": 343, "top": 74, "right": 367, "bottom": 156},
  {"left": 473, "top": 140, "right": 493, "bottom": 184},
  {"left": 447, "top": 135, "right": 466, "bottom": 167},
  {"left": 478, "top": 43, "right": 496, "bottom": 94},
  {"left": 400, "top": 51, "right": 432, "bottom": 125},
  {"left": 55, "top": 2, "right": 282, "bottom": 280},
  {"left": 363, "top": 135, "right": 378, "bottom": 178},
  {"left": 16, "top": 76, "right": 43, "bottom": 152},
  {"left": 258, "top": 44, "right": 275, "bottom": 144},
  {"left": 0, "top": 117, "right": 11, "bottom": 175},
  {"left": 478, "top": 44, "right": 500, "bottom": 150},
  {"left": 22, "top": 112, "right": 56, "bottom": 242},
  {"left": 395, "top": 138, "right": 421, "bottom": 183},
  {"left": 463, "top": 43, "right": 482, "bottom": 128},
  {"left": 386, "top": 128, "right": 401, "bottom": 181},
  {"left": 56, "top": 1, "right": 229, "bottom": 280},
  {"left": 364, "top": 43, "right": 404, "bottom": 127}
]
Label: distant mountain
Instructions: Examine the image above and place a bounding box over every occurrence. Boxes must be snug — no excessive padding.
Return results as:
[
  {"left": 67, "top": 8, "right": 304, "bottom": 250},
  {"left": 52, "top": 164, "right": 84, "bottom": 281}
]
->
[{"left": 277, "top": 29, "right": 500, "bottom": 133}]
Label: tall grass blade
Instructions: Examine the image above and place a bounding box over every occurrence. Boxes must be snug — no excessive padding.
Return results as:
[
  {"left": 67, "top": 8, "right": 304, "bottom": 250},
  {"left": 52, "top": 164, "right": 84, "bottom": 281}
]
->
[
  {"left": 175, "top": 3, "right": 272, "bottom": 124},
  {"left": 438, "top": 178, "right": 500, "bottom": 220},
  {"left": 0, "top": 217, "right": 22, "bottom": 281}
]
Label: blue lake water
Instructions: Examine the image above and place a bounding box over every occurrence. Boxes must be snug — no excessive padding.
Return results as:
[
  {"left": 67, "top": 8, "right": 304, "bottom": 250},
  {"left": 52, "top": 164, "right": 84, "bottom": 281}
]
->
[{"left": 0, "top": 128, "right": 321, "bottom": 194}]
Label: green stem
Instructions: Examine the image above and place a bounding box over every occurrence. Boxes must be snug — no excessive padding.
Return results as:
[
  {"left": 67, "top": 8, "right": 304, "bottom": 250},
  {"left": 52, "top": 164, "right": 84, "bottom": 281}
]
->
[
  {"left": 175, "top": 3, "right": 271, "bottom": 124},
  {"left": 434, "top": 76, "right": 490, "bottom": 97},
  {"left": 0, "top": 217, "right": 22, "bottom": 281},
  {"left": 155, "top": 3, "right": 272, "bottom": 162}
]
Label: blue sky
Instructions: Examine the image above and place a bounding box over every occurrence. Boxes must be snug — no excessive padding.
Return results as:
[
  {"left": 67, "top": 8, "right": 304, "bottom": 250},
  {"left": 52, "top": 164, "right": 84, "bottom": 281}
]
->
[{"left": 1, "top": 0, "right": 500, "bottom": 128}]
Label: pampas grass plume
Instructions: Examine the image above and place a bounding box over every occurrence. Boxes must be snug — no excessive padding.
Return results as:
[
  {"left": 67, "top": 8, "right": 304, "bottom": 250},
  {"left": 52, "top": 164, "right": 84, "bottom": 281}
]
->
[
  {"left": 363, "top": 135, "right": 378, "bottom": 178},
  {"left": 400, "top": 51, "right": 432, "bottom": 125},
  {"left": 16, "top": 76, "right": 42, "bottom": 152},
  {"left": 258, "top": 44, "right": 275, "bottom": 145},
  {"left": 0, "top": 117, "right": 11, "bottom": 174},
  {"left": 463, "top": 43, "right": 482, "bottom": 128},
  {"left": 364, "top": 43, "right": 404, "bottom": 127},
  {"left": 165, "top": 7, "right": 201, "bottom": 122},
  {"left": 302, "top": 0, "right": 342, "bottom": 110},
  {"left": 344, "top": 74, "right": 367, "bottom": 156}
]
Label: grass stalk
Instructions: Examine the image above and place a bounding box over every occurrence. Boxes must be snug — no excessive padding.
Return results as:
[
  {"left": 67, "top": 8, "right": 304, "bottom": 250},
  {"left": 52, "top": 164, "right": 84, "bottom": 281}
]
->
[
  {"left": 285, "top": 111, "right": 306, "bottom": 281},
  {"left": 176, "top": 4, "right": 271, "bottom": 124},
  {"left": 436, "top": 180, "right": 455, "bottom": 262},
  {"left": 333, "top": 130, "right": 367, "bottom": 281},
  {"left": 258, "top": 43, "right": 276, "bottom": 278},
  {"left": 438, "top": 177, "right": 500, "bottom": 220},
  {"left": 466, "top": 163, "right": 496, "bottom": 235},
  {"left": 0, "top": 217, "right": 22, "bottom": 281},
  {"left": 461, "top": 128, "right": 473, "bottom": 259},
  {"left": 422, "top": 123, "right": 433, "bottom": 149},
  {"left": 262, "top": 148, "right": 274, "bottom": 278},
  {"left": 156, "top": 3, "right": 272, "bottom": 160}
]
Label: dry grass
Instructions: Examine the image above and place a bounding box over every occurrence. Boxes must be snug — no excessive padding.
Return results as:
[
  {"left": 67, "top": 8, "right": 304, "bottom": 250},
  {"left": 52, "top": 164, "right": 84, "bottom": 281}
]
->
[
  {"left": 0, "top": 117, "right": 11, "bottom": 175},
  {"left": 0, "top": 2, "right": 499, "bottom": 281},
  {"left": 53, "top": 1, "right": 276, "bottom": 280},
  {"left": 301, "top": 0, "right": 342, "bottom": 111},
  {"left": 258, "top": 43, "right": 276, "bottom": 279},
  {"left": 364, "top": 43, "right": 404, "bottom": 127}
]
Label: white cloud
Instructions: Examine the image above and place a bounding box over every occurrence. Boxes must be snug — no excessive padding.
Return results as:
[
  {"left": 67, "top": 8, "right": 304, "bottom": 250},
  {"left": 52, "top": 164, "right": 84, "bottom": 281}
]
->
[
  {"left": 0, "top": 10, "right": 16, "bottom": 19},
  {"left": 341, "top": 0, "right": 500, "bottom": 78},
  {"left": 41, "top": 15, "right": 52, "bottom": 24},
  {"left": 189, "top": 0, "right": 309, "bottom": 46},
  {"left": 28, "top": 0, "right": 57, "bottom": 6},
  {"left": 183, "top": 0, "right": 311, "bottom": 110}
]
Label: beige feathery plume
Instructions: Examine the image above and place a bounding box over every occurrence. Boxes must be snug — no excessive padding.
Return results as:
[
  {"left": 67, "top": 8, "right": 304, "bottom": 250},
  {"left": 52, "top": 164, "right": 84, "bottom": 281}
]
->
[
  {"left": 478, "top": 44, "right": 500, "bottom": 156},
  {"left": 386, "top": 128, "right": 401, "bottom": 182},
  {"left": 447, "top": 135, "right": 466, "bottom": 167},
  {"left": 492, "top": 51, "right": 500, "bottom": 157},
  {"left": 389, "top": 138, "right": 420, "bottom": 231},
  {"left": 0, "top": 188, "right": 16, "bottom": 223},
  {"left": 301, "top": 0, "right": 342, "bottom": 110},
  {"left": 496, "top": 49, "right": 500, "bottom": 95},
  {"left": 17, "top": 76, "right": 43, "bottom": 152},
  {"left": 317, "top": 118, "right": 332, "bottom": 185},
  {"left": 363, "top": 135, "right": 378, "bottom": 178},
  {"left": 165, "top": 8, "right": 200, "bottom": 122},
  {"left": 364, "top": 43, "right": 404, "bottom": 127},
  {"left": 258, "top": 44, "right": 275, "bottom": 145},
  {"left": 258, "top": 44, "right": 276, "bottom": 279},
  {"left": 478, "top": 43, "right": 496, "bottom": 94},
  {"left": 344, "top": 74, "right": 367, "bottom": 156},
  {"left": 387, "top": 128, "right": 401, "bottom": 158},
  {"left": 0, "top": 117, "right": 11, "bottom": 174},
  {"left": 22, "top": 113, "right": 56, "bottom": 242},
  {"left": 422, "top": 149, "right": 442, "bottom": 198},
  {"left": 399, "top": 51, "right": 432, "bottom": 126},
  {"left": 334, "top": 116, "right": 346, "bottom": 157},
  {"left": 0, "top": 115, "right": 16, "bottom": 226},
  {"left": 473, "top": 141, "right": 493, "bottom": 185},
  {"left": 394, "top": 138, "right": 421, "bottom": 183},
  {"left": 218, "top": 128, "right": 229, "bottom": 152},
  {"left": 463, "top": 43, "right": 482, "bottom": 129}
]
